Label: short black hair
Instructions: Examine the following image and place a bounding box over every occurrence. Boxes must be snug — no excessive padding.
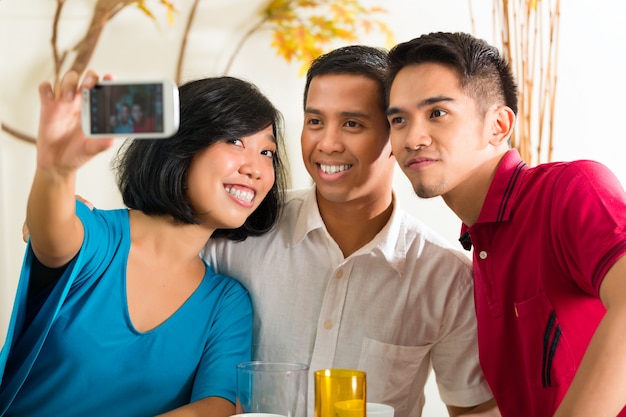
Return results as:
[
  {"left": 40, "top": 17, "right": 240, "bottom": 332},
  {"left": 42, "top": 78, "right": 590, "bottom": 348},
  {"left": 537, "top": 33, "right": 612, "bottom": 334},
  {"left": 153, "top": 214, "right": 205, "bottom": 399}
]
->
[
  {"left": 303, "top": 45, "right": 389, "bottom": 112},
  {"left": 113, "top": 76, "right": 287, "bottom": 241},
  {"left": 387, "top": 31, "right": 518, "bottom": 116}
]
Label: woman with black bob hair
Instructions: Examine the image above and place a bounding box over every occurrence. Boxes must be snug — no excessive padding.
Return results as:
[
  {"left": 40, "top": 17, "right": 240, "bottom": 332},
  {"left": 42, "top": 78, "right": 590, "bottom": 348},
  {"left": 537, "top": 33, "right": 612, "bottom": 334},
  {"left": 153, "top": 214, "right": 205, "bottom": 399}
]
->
[
  {"left": 114, "top": 75, "right": 287, "bottom": 241},
  {"left": 0, "top": 70, "right": 287, "bottom": 417}
]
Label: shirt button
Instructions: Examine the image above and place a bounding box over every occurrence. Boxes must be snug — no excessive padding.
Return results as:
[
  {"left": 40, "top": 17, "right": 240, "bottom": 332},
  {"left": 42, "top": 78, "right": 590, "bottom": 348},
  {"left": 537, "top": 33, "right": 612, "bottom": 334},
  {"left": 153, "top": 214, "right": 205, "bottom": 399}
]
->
[
  {"left": 336, "top": 270, "right": 344, "bottom": 279},
  {"left": 479, "top": 251, "right": 488, "bottom": 260},
  {"left": 324, "top": 320, "right": 333, "bottom": 329}
]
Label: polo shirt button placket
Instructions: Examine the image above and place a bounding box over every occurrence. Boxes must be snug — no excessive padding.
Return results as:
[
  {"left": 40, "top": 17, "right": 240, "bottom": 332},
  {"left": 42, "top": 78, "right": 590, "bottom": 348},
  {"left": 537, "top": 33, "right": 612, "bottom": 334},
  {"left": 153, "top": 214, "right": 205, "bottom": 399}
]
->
[{"left": 476, "top": 247, "right": 502, "bottom": 317}]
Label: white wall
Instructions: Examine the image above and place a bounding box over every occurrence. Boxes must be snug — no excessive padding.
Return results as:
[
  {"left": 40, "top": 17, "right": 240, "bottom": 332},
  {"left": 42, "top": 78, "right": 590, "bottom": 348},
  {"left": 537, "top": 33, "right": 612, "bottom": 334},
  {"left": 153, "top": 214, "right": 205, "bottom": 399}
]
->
[{"left": 1, "top": 1, "right": 625, "bottom": 415}]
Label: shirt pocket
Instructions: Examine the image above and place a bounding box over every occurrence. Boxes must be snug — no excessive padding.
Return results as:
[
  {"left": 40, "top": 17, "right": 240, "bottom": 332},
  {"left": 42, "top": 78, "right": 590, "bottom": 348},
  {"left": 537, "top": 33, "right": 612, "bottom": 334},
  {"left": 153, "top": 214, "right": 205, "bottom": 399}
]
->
[
  {"left": 514, "top": 292, "right": 576, "bottom": 388},
  {"left": 357, "top": 337, "right": 431, "bottom": 413}
]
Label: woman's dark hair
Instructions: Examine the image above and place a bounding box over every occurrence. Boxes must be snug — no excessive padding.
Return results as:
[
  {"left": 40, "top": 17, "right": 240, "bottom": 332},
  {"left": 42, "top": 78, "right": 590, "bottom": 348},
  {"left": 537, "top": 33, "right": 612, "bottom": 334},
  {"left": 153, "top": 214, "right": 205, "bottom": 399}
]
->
[
  {"left": 113, "top": 76, "right": 287, "bottom": 241},
  {"left": 387, "top": 31, "right": 518, "bottom": 116}
]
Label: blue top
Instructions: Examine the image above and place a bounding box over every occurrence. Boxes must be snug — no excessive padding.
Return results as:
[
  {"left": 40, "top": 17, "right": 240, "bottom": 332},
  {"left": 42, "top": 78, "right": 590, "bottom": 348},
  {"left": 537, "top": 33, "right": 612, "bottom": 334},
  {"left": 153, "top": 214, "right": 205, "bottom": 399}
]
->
[
  {"left": 0, "top": 202, "right": 253, "bottom": 417},
  {"left": 112, "top": 119, "right": 134, "bottom": 133}
]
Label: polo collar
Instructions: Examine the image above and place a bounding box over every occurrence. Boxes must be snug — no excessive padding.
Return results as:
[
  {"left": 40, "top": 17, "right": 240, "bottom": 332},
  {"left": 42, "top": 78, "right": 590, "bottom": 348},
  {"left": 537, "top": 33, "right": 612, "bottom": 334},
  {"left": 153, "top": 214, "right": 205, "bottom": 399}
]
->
[{"left": 459, "top": 149, "right": 528, "bottom": 250}]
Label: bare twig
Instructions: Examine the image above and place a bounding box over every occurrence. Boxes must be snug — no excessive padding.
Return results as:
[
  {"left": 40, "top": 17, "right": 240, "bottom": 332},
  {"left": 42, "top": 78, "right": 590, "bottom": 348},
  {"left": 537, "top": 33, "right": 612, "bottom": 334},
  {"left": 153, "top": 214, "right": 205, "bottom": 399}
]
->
[
  {"left": 3, "top": 0, "right": 136, "bottom": 144},
  {"left": 69, "top": 0, "right": 134, "bottom": 77},
  {"left": 175, "top": 0, "right": 201, "bottom": 84},
  {"left": 1, "top": 122, "right": 36, "bottom": 144},
  {"left": 222, "top": 17, "right": 269, "bottom": 76},
  {"left": 52, "top": 0, "right": 67, "bottom": 86}
]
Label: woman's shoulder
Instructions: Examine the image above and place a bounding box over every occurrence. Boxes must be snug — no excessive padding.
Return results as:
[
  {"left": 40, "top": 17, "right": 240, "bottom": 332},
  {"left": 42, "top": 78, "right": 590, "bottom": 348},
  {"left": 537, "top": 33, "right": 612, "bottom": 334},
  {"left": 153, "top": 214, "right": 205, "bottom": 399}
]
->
[
  {"left": 76, "top": 200, "right": 128, "bottom": 223},
  {"left": 203, "top": 263, "right": 250, "bottom": 298}
]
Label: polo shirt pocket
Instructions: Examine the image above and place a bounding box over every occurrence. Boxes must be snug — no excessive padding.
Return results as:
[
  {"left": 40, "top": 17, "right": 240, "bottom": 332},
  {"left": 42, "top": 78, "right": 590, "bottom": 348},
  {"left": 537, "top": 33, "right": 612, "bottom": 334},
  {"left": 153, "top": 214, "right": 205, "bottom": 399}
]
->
[
  {"left": 514, "top": 292, "right": 576, "bottom": 388},
  {"left": 356, "top": 337, "right": 430, "bottom": 413}
]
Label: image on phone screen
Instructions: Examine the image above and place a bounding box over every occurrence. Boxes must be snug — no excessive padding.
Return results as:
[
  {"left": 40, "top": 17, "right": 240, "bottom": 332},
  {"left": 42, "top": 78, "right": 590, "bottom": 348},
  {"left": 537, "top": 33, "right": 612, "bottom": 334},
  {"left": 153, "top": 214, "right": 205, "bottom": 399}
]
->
[{"left": 89, "top": 83, "right": 165, "bottom": 135}]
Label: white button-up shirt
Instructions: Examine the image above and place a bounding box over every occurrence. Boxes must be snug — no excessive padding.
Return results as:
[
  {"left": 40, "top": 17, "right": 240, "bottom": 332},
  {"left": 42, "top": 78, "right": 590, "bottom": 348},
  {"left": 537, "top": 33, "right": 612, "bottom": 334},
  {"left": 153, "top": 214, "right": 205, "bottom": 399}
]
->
[{"left": 203, "top": 187, "right": 491, "bottom": 417}]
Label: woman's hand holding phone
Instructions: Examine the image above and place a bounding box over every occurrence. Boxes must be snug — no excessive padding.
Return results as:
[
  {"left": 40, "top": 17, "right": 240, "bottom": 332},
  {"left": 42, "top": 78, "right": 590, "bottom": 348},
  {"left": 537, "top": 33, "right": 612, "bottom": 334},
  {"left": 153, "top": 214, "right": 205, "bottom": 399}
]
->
[{"left": 37, "top": 69, "right": 115, "bottom": 175}]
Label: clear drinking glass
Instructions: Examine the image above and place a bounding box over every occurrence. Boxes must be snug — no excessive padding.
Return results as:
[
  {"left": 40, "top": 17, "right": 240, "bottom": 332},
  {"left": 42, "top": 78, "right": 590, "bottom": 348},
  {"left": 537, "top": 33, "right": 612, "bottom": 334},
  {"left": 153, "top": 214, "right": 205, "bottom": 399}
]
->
[{"left": 236, "top": 361, "right": 309, "bottom": 417}]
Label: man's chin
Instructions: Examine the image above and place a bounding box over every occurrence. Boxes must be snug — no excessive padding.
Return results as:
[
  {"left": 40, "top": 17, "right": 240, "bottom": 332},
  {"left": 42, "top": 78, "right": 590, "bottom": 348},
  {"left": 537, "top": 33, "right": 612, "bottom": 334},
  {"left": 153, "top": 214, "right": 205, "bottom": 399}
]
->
[{"left": 414, "top": 183, "right": 445, "bottom": 199}]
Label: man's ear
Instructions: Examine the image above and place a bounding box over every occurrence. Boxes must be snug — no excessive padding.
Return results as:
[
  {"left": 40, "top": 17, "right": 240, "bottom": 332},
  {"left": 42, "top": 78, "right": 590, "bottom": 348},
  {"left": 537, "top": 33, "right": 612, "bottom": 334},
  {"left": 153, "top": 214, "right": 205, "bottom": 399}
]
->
[{"left": 489, "top": 105, "right": 515, "bottom": 146}]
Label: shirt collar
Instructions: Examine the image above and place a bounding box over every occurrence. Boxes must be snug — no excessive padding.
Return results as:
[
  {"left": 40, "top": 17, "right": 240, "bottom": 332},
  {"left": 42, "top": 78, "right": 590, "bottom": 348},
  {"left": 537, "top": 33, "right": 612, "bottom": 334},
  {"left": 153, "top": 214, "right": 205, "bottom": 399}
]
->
[
  {"left": 291, "top": 187, "right": 407, "bottom": 275},
  {"left": 291, "top": 186, "right": 327, "bottom": 245},
  {"left": 459, "top": 149, "right": 528, "bottom": 250},
  {"left": 354, "top": 192, "right": 407, "bottom": 276}
]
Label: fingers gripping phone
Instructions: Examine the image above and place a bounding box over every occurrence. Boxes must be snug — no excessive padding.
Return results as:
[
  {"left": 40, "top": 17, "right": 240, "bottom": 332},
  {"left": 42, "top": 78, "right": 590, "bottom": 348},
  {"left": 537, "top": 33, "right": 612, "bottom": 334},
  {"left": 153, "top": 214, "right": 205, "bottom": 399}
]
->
[{"left": 81, "top": 80, "right": 180, "bottom": 139}]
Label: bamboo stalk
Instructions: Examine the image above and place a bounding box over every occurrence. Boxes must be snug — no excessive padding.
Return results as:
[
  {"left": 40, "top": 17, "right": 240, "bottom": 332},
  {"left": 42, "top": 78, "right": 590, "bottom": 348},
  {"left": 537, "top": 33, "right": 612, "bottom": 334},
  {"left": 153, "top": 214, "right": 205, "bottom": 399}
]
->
[
  {"left": 537, "top": 3, "right": 545, "bottom": 163},
  {"left": 468, "top": 0, "right": 476, "bottom": 34},
  {"left": 543, "top": 2, "right": 558, "bottom": 162},
  {"left": 492, "top": 0, "right": 560, "bottom": 165}
]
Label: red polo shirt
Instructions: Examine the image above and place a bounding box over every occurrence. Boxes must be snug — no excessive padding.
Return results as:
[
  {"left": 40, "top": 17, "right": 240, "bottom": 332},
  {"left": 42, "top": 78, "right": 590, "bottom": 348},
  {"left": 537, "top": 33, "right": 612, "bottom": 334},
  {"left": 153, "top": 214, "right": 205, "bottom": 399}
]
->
[{"left": 463, "top": 150, "right": 626, "bottom": 417}]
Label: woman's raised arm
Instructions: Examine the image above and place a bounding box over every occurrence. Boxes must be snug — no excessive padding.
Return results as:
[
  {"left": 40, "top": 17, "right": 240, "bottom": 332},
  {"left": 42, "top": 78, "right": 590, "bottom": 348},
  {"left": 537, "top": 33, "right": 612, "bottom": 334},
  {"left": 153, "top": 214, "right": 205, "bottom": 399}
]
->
[{"left": 26, "top": 70, "right": 114, "bottom": 267}]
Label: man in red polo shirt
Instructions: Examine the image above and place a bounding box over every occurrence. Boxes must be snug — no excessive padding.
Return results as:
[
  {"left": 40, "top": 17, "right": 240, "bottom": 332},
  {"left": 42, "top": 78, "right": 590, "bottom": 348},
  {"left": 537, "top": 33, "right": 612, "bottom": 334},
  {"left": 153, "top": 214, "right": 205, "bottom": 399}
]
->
[
  {"left": 386, "top": 31, "right": 626, "bottom": 417},
  {"left": 131, "top": 102, "right": 156, "bottom": 133}
]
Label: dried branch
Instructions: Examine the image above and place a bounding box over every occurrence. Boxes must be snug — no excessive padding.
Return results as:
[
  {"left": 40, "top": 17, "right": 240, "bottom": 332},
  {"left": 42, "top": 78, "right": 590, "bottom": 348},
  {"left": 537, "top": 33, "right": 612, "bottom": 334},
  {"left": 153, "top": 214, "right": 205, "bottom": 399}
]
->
[
  {"left": 51, "top": 0, "right": 67, "bottom": 86},
  {"left": 222, "top": 17, "right": 269, "bottom": 76},
  {"left": 220, "top": 0, "right": 392, "bottom": 76},
  {"left": 4, "top": 0, "right": 175, "bottom": 144},
  {"left": 5, "top": 0, "right": 388, "bottom": 145},
  {"left": 175, "top": 0, "right": 201, "bottom": 84},
  {"left": 3, "top": 0, "right": 132, "bottom": 144},
  {"left": 69, "top": 0, "right": 135, "bottom": 77},
  {"left": 1, "top": 122, "right": 36, "bottom": 144}
]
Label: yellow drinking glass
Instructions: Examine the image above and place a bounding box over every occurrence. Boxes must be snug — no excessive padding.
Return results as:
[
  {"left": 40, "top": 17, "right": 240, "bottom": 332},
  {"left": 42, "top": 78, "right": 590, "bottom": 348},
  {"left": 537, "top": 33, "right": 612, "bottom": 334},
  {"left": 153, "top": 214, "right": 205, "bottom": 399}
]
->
[{"left": 314, "top": 369, "right": 366, "bottom": 417}]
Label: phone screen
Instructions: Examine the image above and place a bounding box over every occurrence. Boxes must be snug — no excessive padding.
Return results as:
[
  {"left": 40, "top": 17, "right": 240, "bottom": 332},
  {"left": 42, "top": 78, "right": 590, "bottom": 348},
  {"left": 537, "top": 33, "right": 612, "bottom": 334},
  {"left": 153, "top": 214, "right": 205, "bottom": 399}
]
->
[{"left": 88, "top": 83, "right": 165, "bottom": 135}]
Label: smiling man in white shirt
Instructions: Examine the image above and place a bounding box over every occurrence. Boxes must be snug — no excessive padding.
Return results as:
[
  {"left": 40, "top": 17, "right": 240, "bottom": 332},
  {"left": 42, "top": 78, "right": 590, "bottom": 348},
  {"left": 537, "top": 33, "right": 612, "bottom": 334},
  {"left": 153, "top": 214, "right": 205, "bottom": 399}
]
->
[{"left": 203, "top": 45, "right": 498, "bottom": 417}]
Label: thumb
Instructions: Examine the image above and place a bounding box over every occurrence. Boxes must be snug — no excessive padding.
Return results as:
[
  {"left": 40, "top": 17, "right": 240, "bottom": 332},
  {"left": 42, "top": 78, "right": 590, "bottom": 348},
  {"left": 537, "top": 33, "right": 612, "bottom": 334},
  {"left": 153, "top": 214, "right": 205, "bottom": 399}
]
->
[{"left": 83, "top": 138, "right": 115, "bottom": 157}]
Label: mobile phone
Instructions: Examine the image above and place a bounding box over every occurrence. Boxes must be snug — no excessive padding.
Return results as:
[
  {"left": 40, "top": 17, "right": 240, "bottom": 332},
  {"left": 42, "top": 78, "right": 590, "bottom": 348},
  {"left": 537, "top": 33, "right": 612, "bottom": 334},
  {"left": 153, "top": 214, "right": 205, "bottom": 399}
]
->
[{"left": 81, "top": 79, "right": 179, "bottom": 139}]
